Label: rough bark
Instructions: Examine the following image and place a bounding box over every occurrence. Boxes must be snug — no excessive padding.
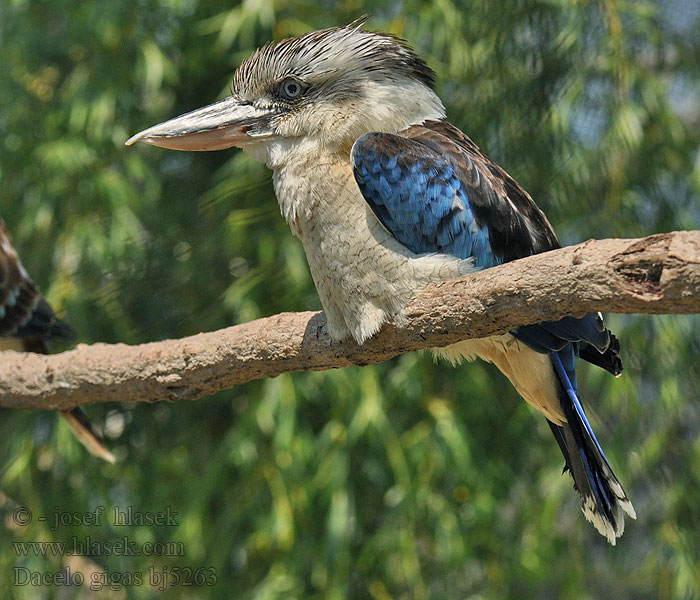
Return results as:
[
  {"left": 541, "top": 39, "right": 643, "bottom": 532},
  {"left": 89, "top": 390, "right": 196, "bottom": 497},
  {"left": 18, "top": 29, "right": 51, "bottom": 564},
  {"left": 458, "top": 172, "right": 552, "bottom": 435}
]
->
[{"left": 1, "top": 231, "right": 698, "bottom": 411}]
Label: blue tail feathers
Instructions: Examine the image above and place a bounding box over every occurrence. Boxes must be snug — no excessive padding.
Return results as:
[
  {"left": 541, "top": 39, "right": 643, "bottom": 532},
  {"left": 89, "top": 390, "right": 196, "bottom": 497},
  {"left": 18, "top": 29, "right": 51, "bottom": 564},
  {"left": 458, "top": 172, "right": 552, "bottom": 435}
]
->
[{"left": 549, "top": 349, "right": 635, "bottom": 544}]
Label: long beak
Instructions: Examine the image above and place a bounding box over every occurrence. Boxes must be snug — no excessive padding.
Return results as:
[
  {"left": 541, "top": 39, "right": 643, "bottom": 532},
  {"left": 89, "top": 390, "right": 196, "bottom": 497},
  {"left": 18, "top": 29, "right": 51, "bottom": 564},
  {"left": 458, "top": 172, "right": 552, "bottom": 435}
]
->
[{"left": 125, "top": 97, "right": 280, "bottom": 151}]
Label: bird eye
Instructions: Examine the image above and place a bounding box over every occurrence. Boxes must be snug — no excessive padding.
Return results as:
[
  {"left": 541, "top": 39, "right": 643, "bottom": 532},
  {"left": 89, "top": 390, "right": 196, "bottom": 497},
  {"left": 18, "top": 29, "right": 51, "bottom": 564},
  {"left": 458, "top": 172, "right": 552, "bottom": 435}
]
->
[{"left": 280, "top": 78, "right": 305, "bottom": 101}]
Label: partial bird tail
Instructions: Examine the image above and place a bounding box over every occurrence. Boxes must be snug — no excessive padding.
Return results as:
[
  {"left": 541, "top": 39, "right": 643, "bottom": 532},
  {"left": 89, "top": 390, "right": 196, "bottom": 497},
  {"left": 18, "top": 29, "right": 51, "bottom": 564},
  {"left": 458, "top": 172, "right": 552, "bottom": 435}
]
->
[
  {"left": 549, "top": 351, "right": 635, "bottom": 544},
  {"left": 22, "top": 332, "right": 115, "bottom": 464},
  {"left": 60, "top": 408, "right": 116, "bottom": 464},
  {"left": 48, "top": 313, "right": 78, "bottom": 342},
  {"left": 15, "top": 298, "right": 78, "bottom": 342}
]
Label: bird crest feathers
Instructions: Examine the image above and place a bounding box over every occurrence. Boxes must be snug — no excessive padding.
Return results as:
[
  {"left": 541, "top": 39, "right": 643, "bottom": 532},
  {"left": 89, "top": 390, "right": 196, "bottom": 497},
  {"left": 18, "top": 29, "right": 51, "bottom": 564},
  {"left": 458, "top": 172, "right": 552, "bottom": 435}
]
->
[{"left": 232, "top": 20, "right": 436, "bottom": 99}]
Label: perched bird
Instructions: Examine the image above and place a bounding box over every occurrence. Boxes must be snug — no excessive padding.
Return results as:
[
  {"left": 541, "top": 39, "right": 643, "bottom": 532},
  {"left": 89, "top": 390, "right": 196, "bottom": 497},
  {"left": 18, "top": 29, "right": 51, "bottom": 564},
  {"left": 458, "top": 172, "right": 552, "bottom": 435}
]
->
[
  {"left": 127, "top": 21, "right": 634, "bottom": 542},
  {"left": 0, "top": 219, "right": 115, "bottom": 463}
]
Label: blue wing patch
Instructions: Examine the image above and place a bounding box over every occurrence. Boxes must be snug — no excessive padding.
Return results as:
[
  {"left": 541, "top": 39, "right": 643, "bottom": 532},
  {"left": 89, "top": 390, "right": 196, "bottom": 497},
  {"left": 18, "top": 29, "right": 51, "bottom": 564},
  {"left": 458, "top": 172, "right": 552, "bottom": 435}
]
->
[
  {"left": 351, "top": 127, "right": 615, "bottom": 362},
  {"left": 351, "top": 132, "right": 498, "bottom": 269}
]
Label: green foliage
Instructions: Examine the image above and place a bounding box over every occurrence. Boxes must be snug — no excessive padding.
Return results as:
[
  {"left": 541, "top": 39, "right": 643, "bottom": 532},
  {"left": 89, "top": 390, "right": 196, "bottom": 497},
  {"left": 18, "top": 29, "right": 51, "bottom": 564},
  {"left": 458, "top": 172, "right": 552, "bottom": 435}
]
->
[{"left": 1, "top": 0, "right": 699, "bottom": 597}]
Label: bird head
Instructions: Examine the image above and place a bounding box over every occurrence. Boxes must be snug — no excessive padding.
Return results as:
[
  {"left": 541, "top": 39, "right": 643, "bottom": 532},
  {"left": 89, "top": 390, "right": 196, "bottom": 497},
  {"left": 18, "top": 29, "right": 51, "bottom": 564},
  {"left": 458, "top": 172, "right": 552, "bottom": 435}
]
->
[{"left": 126, "top": 21, "right": 445, "bottom": 160}]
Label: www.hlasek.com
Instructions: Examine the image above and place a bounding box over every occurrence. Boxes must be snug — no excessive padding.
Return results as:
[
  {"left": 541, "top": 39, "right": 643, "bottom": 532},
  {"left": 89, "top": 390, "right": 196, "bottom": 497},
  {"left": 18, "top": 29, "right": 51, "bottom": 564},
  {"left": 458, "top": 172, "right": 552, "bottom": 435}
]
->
[{"left": 14, "top": 536, "right": 185, "bottom": 558}]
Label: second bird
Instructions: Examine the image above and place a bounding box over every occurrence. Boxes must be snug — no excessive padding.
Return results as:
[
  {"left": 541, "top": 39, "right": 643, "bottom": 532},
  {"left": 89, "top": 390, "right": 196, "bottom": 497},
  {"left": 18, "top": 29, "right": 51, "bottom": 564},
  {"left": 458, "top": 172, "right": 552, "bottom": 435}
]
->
[{"left": 0, "top": 219, "right": 114, "bottom": 463}]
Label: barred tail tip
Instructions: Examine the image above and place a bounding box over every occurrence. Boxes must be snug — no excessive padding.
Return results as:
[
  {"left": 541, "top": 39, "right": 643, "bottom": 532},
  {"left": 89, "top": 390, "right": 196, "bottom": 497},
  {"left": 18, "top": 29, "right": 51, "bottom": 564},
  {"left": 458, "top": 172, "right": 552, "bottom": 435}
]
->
[
  {"left": 577, "top": 452, "right": 636, "bottom": 545},
  {"left": 582, "top": 491, "right": 636, "bottom": 545}
]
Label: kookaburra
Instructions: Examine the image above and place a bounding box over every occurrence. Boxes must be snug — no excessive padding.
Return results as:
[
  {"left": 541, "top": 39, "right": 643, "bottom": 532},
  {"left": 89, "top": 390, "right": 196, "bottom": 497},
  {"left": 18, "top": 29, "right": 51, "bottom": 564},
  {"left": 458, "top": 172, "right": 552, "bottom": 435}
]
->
[
  {"left": 127, "top": 20, "right": 634, "bottom": 543},
  {"left": 0, "top": 219, "right": 114, "bottom": 463}
]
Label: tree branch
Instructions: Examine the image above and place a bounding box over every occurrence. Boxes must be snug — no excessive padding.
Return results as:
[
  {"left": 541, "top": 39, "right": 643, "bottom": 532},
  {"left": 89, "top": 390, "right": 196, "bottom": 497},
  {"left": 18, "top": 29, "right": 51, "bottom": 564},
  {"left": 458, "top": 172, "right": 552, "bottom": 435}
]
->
[{"left": 1, "top": 231, "right": 698, "bottom": 410}]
